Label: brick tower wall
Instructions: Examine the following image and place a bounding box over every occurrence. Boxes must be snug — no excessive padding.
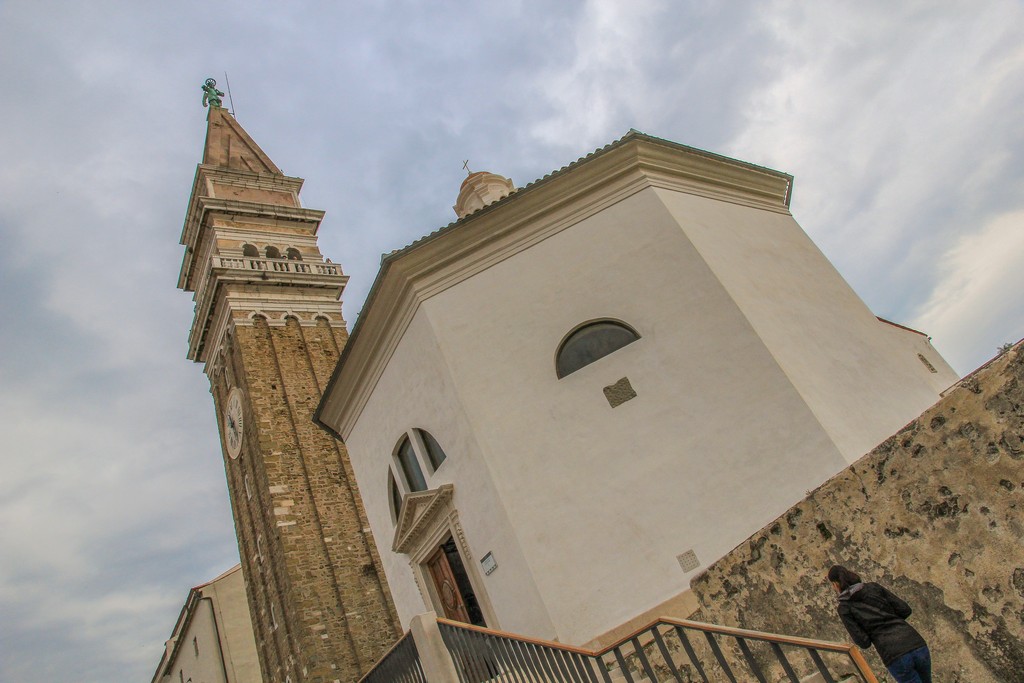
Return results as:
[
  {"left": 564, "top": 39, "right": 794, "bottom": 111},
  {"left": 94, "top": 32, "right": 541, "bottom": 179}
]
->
[{"left": 211, "top": 313, "right": 400, "bottom": 683}]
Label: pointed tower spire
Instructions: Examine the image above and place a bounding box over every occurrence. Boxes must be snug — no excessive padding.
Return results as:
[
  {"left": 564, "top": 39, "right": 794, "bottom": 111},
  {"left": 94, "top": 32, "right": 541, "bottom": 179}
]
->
[
  {"left": 201, "top": 106, "right": 282, "bottom": 174},
  {"left": 175, "top": 102, "right": 401, "bottom": 682},
  {"left": 177, "top": 108, "right": 322, "bottom": 328}
]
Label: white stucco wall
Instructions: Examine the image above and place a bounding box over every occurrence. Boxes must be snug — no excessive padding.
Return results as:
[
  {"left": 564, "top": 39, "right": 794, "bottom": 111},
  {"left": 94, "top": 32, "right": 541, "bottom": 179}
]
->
[
  {"left": 206, "top": 568, "right": 261, "bottom": 683},
  {"left": 340, "top": 182, "right": 957, "bottom": 648},
  {"left": 161, "top": 568, "right": 259, "bottom": 683},
  {"left": 344, "top": 311, "right": 555, "bottom": 639},
  {"left": 873, "top": 319, "right": 958, "bottom": 395},
  {"left": 657, "top": 188, "right": 959, "bottom": 462},
  {"left": 352, "top": 187, "right": 850, "bottom": 645},
  {"left": 171, "top": 600, "right": 227, "bottom": 683},
  {"left": 425, "top": 188, "right": 860, "bottom": 644}
]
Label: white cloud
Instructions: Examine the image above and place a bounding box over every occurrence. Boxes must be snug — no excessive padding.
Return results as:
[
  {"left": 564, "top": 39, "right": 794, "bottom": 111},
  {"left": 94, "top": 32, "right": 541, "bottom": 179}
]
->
[
  {"left": 529, "top": 0, "right": 668, "bottom": 148},
  {"left": 724, "top": 0, "right": 1024, "bottom": 372},
  {"left": 912, "top": 210, "right": 1024, "bottom": 373},
  {"left": 2, "top": 2, "right": 1024, "bottom": 681},
  {"left": 730, "top": 1, "right": 1024, "bottom": 273}
]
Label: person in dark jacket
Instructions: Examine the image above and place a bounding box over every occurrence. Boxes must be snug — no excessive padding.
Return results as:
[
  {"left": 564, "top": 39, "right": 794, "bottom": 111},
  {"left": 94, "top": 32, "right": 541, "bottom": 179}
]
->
[{"left": 827, "top": 565, "right": 931, "bottom": 683}]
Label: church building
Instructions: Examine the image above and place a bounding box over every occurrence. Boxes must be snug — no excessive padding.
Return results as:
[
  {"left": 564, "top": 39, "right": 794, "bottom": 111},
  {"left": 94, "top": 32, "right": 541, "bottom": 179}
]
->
[
  {"left": 312, "top": 131, "right": 958, "bottom": 649},
  {"left": 174, "top": 99, "right": 958, "bottom": 681}
]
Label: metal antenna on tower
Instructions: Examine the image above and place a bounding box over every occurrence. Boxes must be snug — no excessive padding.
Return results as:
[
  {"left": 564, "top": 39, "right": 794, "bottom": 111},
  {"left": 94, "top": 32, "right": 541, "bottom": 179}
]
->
[{"left": 224, "top": 71, "right": 237, "bottom": 117}]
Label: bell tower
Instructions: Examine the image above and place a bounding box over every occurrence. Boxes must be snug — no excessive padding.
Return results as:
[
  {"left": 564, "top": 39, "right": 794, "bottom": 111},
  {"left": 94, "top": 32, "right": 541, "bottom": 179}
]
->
[{"left": 177, "top": 104, "right": 400, "bottom": 683}]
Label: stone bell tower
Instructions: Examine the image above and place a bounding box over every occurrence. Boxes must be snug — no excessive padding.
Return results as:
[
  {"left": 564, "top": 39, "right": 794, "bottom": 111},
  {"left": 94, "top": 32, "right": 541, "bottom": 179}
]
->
[{"left": 177, "top": 102, "right": 399, "bottom": 683}]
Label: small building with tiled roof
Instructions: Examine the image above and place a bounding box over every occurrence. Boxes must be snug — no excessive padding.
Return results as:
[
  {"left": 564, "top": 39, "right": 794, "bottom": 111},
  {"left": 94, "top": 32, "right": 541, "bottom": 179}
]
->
[{"left": 152, "top": 565, "right": 260, "bottom": 683}]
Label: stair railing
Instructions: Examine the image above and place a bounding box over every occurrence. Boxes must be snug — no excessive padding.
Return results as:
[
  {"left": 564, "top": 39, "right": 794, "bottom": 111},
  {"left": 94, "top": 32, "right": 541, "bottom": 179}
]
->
[
  {"left": 358, "top": 630, "right": 427, "bottom": 683},
  {"left": 436, "top": 616, "right": 878, "bottom": 683}
]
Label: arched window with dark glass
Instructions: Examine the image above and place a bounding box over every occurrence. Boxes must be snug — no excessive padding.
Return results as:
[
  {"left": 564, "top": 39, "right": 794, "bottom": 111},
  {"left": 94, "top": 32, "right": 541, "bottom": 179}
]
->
[
  {"left": 286, "top": 248, "right": 302, "bottom": 261},
  {"left": 416, "top": 429, "right": 447, "bottom": 471},
  {"left": 242, "top": 243, "right": 259, "bottom": 257},
  {"left": 265, "top": 245, "right": 282, "bottom": 259},
  {"left": 555, "top": 319, "right": 640, "bottom": 378},
  {"left": 395, "top": 435, "right": 427, "bottom": 493},
  {"left": 389, "top": 470, "right": 402, "bottom": 521}
]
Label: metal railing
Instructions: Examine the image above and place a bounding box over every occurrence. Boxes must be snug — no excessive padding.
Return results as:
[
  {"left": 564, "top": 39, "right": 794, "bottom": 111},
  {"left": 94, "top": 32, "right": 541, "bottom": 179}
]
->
[
  {"left": 437, "top": 617, "right": 878, "bottom": 683},
  {"left": 358, "top": 630, "right": 427, "bottom": 683}
]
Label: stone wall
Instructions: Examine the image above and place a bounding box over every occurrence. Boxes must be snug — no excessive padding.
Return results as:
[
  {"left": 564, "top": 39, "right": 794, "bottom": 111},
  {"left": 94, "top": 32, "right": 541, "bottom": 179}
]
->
[
  {"left": 691, "top": 341, "right": 1024, "bottom": 682},
  {"left": 213, "top": 314, "right": 400, "bottom": 683}
]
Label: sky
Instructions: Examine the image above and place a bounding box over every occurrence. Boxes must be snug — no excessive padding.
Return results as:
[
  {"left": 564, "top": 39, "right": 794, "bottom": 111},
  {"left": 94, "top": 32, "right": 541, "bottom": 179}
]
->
[{"left": 1, "top": 1, "right": 1022, "bottom": 681}]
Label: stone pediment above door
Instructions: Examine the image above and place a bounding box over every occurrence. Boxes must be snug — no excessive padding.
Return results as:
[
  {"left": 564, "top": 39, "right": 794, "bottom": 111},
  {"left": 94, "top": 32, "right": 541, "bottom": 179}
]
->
[{"left": 392, "top": 484, "right": 455, "bottom": 554}]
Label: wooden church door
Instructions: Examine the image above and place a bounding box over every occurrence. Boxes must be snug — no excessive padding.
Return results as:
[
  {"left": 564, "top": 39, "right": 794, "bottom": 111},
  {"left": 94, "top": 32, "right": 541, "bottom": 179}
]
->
[{"left": 426, "top": 537, "right": 486, "bottom": 627}]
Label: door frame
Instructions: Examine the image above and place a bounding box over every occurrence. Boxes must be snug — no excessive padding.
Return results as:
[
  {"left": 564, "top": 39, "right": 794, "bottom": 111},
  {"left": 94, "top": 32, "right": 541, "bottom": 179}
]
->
[
  {"left": 401, "top": 490, "right": 497, "bottom": 629},
  {"left": 425, "top": 536, "right": 477, "bottom": 624}
]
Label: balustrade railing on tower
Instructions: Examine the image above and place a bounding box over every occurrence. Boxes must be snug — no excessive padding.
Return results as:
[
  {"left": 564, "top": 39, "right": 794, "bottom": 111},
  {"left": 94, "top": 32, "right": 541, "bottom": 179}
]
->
[
  {"left": 190, "top": 255, "right": 344, "bottom": 319},
  {"left": 212, "top": 254, "right": 342, "bottom": 276}
]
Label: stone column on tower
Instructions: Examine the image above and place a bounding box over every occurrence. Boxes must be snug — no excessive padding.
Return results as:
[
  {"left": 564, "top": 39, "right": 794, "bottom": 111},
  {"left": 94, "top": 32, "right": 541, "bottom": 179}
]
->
[{"left": 177, "top": 105, "right": 400, "bottom": 683}]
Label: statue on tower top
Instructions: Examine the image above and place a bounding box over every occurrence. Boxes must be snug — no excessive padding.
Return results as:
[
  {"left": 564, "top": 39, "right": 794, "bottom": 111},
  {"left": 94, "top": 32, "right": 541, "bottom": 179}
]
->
[{"left": 201, "top": 78, "right": 224, "bottom": 108}]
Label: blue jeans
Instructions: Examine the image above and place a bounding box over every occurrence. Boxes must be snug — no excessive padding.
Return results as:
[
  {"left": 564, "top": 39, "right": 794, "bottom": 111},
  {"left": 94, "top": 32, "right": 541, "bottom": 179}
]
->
[{"left": 886, "top": 646, "right": 931, "bottom": 683}]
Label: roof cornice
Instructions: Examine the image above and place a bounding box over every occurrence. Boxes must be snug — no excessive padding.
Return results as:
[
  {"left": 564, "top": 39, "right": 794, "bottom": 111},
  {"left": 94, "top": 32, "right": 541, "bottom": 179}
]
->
[{"left": 314, "top": 132, "right": 793, "bottom": 440}]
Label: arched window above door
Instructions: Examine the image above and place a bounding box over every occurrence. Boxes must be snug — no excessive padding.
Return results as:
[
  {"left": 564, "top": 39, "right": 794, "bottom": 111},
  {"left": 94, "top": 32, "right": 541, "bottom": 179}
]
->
[
  {"left": 416, "top": 429, "right": 448, "bottom": 471},
  {"left": 388, "top": 470, "right": 402, "bottom": 522},
  {"left": 395, "top": 435, "right": 427, "bottom": 493}
]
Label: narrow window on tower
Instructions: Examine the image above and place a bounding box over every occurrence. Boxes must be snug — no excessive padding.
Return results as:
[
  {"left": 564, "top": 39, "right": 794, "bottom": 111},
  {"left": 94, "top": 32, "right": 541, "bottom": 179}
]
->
[
  {"left": 193, "top": 636, "right": 199, "bottom": 657},
  {"left": 256, "top": 535, "right": 264, "bottom": 563},
  {"left": 270, "top": 603, "right": 278, "bottom": 630},
  {"left": 244, "top": 474, "right": 252, "bottom": 500}
]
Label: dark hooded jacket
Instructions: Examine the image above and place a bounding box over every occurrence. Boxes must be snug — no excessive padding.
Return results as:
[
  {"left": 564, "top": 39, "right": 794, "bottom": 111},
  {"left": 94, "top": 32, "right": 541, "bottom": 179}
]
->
[{"left": 836, "top": 582, "right": 927, "bottom": 664}]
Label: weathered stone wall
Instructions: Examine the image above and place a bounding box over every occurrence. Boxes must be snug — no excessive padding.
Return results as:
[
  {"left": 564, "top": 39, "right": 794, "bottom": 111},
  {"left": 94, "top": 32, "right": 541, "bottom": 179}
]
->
[{"left": 691, "top": 341, "right": 1024, "bottom": 682}]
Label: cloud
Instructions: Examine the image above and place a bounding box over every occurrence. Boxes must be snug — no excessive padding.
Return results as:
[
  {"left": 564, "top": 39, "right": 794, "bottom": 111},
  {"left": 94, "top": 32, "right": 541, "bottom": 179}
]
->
[
  {"left": 1, "top": 2, "right": 1023, "bottom": 681},
  {"left": 526, "top": 0, "right": 782, "bottom": 155},
  {"left": 722, "top": 1, "right": 1024, "bottom": 372},
  {"left": 0, "top": 368, "right": 235, "bottom": 678},
  {"left": 911, "top": 210, "right": 1024, "bottom": 373},
  {"left": 529, "top": 0, "right": 658, "bottom": 147}
]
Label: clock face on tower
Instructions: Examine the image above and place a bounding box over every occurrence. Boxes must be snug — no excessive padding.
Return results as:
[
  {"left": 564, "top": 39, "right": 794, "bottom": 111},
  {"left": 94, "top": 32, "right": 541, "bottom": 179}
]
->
[{"left": 224, "top": 387, "right": 244, "bottom": 459}]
